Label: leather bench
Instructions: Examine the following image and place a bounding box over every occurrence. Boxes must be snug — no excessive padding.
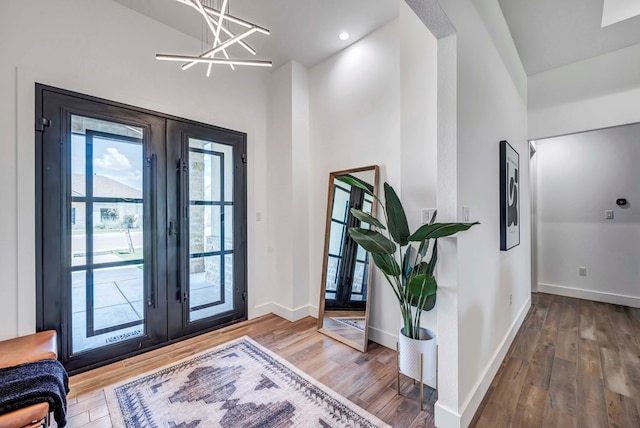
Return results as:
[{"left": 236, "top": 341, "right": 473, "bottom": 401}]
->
[{"left": 0, "top": 331, "right": 58, "bottom": 428}]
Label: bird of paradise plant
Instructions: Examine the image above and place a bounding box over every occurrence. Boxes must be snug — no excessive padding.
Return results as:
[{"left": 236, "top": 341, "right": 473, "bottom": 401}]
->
[{"left": 338, "top": 177, "right": 479, "bottom": 340}]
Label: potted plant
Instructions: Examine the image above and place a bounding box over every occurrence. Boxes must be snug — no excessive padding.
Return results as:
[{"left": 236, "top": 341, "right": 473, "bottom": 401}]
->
[{"left": 338, "top": 178, "right": 479, "bottom": 385}]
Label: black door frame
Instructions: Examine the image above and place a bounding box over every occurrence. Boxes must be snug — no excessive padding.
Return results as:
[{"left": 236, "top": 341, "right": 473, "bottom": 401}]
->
[
  {"left": 35, "top": 84, "right": 248, "bottom": 374},
  {"left": 166, "top": 120, "right": 248, "bottom": 339}
]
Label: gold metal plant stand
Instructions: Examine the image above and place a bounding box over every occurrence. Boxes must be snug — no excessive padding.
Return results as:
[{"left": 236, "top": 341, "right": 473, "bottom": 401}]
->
[{"left": 396, "top": 342, "right": 425, "bottom": 411}]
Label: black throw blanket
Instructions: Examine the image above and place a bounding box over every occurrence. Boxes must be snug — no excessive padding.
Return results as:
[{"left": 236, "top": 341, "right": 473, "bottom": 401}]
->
[{"left": 0, "top": 359, "right": 69, "bottom": 427}]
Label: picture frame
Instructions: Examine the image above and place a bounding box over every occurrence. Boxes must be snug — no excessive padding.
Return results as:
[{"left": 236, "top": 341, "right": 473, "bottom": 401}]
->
[{"left": 500, "top": 140, "right": 520, "bottom": 251}]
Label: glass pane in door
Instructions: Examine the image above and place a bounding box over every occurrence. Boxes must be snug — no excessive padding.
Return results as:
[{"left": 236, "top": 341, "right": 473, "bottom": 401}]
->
[
  {"left": 325, "top": 182, "right": 350, "bottom": 300},
  {"left": 70, "top": 115, "right": 146, "bottom": 354},
  {"left": 188, "top": 138, "right": 234, "bottom": 322}
]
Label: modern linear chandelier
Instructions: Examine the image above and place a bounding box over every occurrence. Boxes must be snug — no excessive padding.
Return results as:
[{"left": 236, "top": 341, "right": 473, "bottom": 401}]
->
[{"left": 156, "top": 0, "right": 272, "bottom": 74}]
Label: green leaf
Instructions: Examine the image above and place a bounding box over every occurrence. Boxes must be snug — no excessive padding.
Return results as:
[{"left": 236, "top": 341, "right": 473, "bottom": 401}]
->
[
  {"left": 384, "top": 182, "right": 410, "bottom": 246},
  {"left": 417, "top": 238, "right": 430, "bottom": 259},
  {"left": 409, "top": 224, "right": 440, "bottom": 242},
  {"left": 408, "top": 221, "right": 480, "bottom": 242},
  {"left": 407, "top": 274, "right": 437, "bottom": 299},
  {"left": 350, "top": 208, "right": 385, "bottom": 230},
  {"left": 402, "top": 247, "right": 412, "bottom": 284},
  {"left": 348, "top": 228, "right": 396, "bottom": 254},
  {"left": 421, "top": 294, "right": 437, "bottom": 311},
  {"left": 413, "top": 262, "right": 429, "bottom": 276},
  {"left": 372, "top": 253, "right": 402, "bottom": 276},
  {"left": 429, "top": 209, "right": 438, "bottom": 224},
  {"left": 336, "top": 176, "right": 375, "bottom": 197},
  {"left": 428, "top": 222, "right": 480, "bottom": 238},
  {"left": 427, "top": 239, "right": 438, "bottom": 276}
]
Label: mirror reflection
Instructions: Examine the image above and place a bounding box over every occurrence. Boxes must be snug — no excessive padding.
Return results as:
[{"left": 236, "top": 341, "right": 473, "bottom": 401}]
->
[{"left": 318, "top": 166, "right": 379, "bottom": 352}]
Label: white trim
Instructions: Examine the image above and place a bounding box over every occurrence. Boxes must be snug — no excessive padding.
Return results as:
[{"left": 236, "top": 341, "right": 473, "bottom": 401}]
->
[
  {"left": 307, "top": 304, "right": 319, "bottom": 318},
  {"left": 434, "top": 402, "right": 461, "bottom": 428},
  {"left": 250, "top": 302, "right": 276, "bottom": 319},
  {"left": 455, "top": 296, "right": 531, "bottom": 428},
  {"left": 538, "top": 283, "right": 640, "bottom": 308},
  {"left": 367, "top": 325, "right": 398, "bottom": 350},
  {"left": 250, "top": 302, "right": 317, "bottom": 322},
  {"left": 253, "top": 307, "right": 404, "bottom": 352}
]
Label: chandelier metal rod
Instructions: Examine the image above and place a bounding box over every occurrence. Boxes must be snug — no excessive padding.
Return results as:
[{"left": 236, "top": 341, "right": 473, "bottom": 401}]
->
[
  {"left": 158, "top": 0, "right": 271, "bottom": 73},
  {"left": 156, "top": 55, "right": 272, "bottom": 67},
  {"left": 180, "top": 26, "right": 258, "bottom": 70},
  {"left": 177, "top": 0, "right": 270, "bottom": 35},
  {"left": 219, "top": 24, "right": 256, "bottom": 55},
  {"left": 193, "top": 0, "right": 234, "bottom": 71},
  {"left": 181, "top": 0, "right": 258, "bottom": 55}
]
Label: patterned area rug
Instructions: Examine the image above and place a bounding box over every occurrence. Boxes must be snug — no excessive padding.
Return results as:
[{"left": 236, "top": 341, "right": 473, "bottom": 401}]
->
[
  {"left": 105, "top": 336, "right": 389, "bottom": 428},
  {"left": 330, "top": 317, "right": 366, "bottom": 332}
]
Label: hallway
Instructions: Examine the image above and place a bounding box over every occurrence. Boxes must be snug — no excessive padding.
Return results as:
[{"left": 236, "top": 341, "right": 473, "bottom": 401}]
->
[{"left": 472, "top": 293, "right": 640, "bottom": 427}]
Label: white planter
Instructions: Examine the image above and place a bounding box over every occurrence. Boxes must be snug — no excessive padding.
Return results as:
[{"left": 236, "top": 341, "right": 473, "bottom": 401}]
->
[{"left": 398, "top": 327, "right": 437, "bottom": 385}]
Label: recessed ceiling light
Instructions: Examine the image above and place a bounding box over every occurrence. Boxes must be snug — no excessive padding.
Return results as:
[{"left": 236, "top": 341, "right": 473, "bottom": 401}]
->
[{"left": 339, "top": 32, "right": 350, "bottom": 41}]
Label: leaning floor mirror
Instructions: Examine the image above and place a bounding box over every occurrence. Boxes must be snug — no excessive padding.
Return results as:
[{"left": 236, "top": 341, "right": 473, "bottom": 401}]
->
[{"left": 318, "top": 165, "right": 379, "bottom": 352}]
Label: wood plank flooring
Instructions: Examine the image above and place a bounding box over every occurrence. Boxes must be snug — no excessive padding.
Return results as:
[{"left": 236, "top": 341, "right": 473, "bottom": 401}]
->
[
  {"left": 49, "top": 293, "right": 640, "bottom": 427},
  {"left": 471, "top": 293, "right": 640, "bottom": 428},
  {"left": 55, "top": 315, "right": 436, "bottom": 428}
]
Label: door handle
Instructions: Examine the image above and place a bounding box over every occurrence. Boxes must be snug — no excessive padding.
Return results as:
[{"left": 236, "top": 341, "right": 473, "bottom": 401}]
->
[{"left": 146, "top": 154, "right": 158, "bottom": 309}]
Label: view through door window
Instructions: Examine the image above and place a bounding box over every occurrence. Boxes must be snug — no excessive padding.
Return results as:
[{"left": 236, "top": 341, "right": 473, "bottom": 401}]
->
[
  {"left": 70, "top": 115, "right": 146, "bottom": 353},
  {"left": 187, "top": 138, "right": 235, "bottom": 322}
]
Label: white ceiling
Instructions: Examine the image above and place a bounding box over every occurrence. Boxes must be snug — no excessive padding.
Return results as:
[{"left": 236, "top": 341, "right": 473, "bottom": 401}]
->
[
  {"left": 498, "top": 0, "right": 640, "bottom": 75},
  {"left": 111, "top": 0, "right": 398, "bottom": 69},
  {"left": 113, "top": 0, "right": 640, "bottom": 78},
  {"left": 602, "top": 0, "right": 640, "bottom": 27}
]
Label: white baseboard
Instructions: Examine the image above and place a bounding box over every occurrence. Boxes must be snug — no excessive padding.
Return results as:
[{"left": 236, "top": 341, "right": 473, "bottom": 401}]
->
[
  {"left": 254, "top": 303, "right": 401, "bottom": 348},
  {"left": 367, "top": 325, "right": 398, "bottom": 350},
  {"left": 308, "top": 304, "right": 319, "bottom": 319},
  {"left": 251, "top": 302, "right": 317, "bottom": 322},
  {"left": 537, "top": 283, "right": 640, "bottom": 308},
  {"left": 437, "top": 296, "right": 530, "bottom": 428},
  {"left": 435, "top": 402, "right": 462, "bottom": 428}
]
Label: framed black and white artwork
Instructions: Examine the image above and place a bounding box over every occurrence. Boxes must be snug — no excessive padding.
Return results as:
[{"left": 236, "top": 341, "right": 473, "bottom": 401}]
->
[{"left": 500, "top": 140, "right": 519, "bottom": 251}]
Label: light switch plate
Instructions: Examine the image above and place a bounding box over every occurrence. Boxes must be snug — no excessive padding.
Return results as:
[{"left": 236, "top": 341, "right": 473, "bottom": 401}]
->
[
  {"left": 462, "top": 206, "right": 470, "bottom": 222},
  {"left": 421, "top": 208, "right": 436, "bottom": 224},
  {"left": 605, "top": 210, "right": 614, "bottom": 220}
]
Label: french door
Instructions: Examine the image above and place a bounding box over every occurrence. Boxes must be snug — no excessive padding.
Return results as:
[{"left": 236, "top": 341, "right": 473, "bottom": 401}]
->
[
  {"left": 166, "top": 121, "right": 247, "bottom": 338},
  {"left": 36, "top": 85, "right": 247, "bottom": 373}
]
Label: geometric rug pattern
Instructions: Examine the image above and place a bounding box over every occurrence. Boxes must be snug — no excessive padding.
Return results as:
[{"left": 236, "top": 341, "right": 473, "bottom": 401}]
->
[
  {"left": 330, "top": 317, "right": 366, "bottom": 333},
  {"left": 105, "top": 336, "right": 389, "bottom": 427}
]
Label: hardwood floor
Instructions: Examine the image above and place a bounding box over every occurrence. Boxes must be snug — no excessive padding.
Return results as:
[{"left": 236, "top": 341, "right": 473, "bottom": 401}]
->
[
  {"left": 53, "top": 293, "right": 640, "bottom": 427},
  {"left": 471, "top": 293, "right": 640, "bottom": 428},
  {"left": 56, "top": 314, "right": 436, "bottom": 428}
]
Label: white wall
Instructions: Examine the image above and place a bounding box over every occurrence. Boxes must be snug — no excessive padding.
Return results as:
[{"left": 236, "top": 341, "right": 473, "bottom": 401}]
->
[
  {"left": 536, "top": 124, "right": 640, "bottom": 307},
  {"left": 529, "top": 43, "right": 640, "bottom": 140},
  {"left": 308, "top": 2, "right": 439, "bottom": 349},
  {"left": 292, "top": 62, "right": 311, "bottom": 313},
  {"left": 262, "top": 60, "right": 312, "bottom": 321},
  {"left": 0, "top": 0, "right": 271, "bottom": 340},
  {"left": 309, "top": 17, "right": 403, "bottom": 347},
  {"left": 400, "top": 0, "right": 439, "bottom": 334},
  {"left": 264, "top": 63, "right": 295, "bottom": 318},
  {"left": 434, "top": 1, "right": 531, "bottom": 426}
]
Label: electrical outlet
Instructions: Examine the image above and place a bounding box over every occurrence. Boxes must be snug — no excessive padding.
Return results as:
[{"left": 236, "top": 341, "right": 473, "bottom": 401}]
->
[
  {"left": 605, "top": 210, "right": 614, "bottom": 220},
  {"left": 255, "top": 212, "right": 262, "bottom": 222},
  {"left": 421, "top": 208, "right": 436, "bottom": 224},
  {"left": 579, "top": 267, "right": 587, "bottom": 276},
  {"left": 509, "top": 294, "right": 513, "bottom": 305}
]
